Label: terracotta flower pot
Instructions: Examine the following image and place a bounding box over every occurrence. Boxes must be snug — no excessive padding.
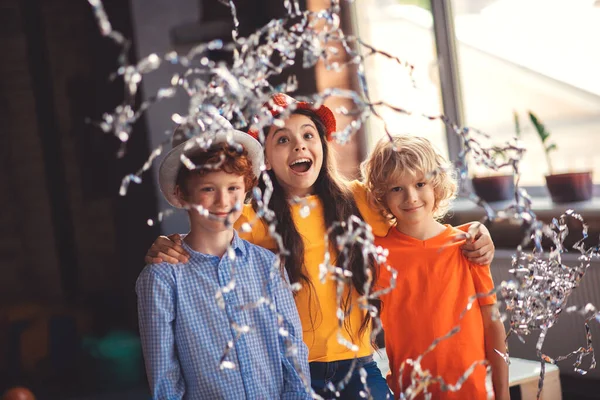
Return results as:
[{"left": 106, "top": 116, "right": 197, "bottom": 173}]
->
[
  {"left": 472, "top": 175, "right": 515, "bottom": 202},
  {"left": 545, "top": 171, "right": 593, "bottom": 203}
]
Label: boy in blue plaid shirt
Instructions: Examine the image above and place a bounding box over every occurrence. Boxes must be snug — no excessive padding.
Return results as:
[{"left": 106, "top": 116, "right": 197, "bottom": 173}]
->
[{"left": 136, "top": 116, "right": 311, "bottom": 399}]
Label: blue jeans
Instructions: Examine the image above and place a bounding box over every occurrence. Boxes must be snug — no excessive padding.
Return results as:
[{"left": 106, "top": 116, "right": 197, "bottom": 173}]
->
[{"left": 310, "top": 355, "right": 392, "bottom": 399}]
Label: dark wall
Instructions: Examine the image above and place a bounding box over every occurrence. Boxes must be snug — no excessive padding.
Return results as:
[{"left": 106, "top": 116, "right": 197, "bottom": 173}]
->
[{"left": 0, "top": 0, "right": 159, "bottom": 397}]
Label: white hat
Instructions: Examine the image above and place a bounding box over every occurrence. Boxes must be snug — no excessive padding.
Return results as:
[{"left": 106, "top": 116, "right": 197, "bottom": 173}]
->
[{"left": 158, "top": 115, "right": 263, "bottom": 208}]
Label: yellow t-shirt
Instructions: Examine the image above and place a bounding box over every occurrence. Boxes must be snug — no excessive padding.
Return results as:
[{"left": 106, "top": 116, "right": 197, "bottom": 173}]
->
[{"left": 234, "top": 194, "right": 373, "bottom": 362}]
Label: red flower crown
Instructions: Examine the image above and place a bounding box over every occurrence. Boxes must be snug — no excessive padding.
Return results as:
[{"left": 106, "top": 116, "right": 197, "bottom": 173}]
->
[{"left": 247, "top": 93, "right": 336, "bottom": 141}]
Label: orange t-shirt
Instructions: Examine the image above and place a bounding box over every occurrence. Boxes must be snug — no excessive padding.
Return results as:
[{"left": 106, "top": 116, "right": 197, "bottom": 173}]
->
[{"left": 375, "top": 225, "right": 496, "bottom": 399}]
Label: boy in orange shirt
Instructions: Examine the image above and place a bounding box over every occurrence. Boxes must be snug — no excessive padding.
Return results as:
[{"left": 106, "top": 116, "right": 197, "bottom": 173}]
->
[{"left": 362, "top": 136, "right": 509, "bottom": 399}]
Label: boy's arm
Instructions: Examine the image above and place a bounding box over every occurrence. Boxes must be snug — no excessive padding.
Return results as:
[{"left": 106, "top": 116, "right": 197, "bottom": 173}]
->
[
  {"left": 468, "top": 261, "right": 508, "bottom": 399},
  {"left": 136, "top": 267, "right": 185, "bottom": 399},
  {"left": 481, "top": 304, "right": 509, "bottom": 400},
  {"left": 269, "top": 266, "right": 312, "bottom": 399},
  {"left": 455, "top": 223, "right": 495, "bottom": 265}
]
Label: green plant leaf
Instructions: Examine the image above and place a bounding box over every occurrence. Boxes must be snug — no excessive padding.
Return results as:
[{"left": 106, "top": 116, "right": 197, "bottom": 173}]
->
[
  {"left": 528, "top": 111, "right": 551, "bottom": 143},
  {"left": 528, "top": 111, "right": 555, "bottom": 174},
  {"left": 513, "top": 111, "right": 521, "bottom": 138}
]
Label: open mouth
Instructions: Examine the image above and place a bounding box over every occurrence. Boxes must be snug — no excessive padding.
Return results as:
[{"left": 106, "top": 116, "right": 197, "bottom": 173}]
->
[{"left": 289, "top": 158, "right": 313, "bottom": 173}]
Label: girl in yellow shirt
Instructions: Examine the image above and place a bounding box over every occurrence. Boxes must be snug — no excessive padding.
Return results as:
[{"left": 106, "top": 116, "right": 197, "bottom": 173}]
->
[{"left": 145, "top": 94, "right": 495, "bottom": 399}]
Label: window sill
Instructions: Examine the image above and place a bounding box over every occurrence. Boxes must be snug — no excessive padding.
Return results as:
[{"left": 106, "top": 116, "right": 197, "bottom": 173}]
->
[
  {"left": 449, "top": 196, "right": 600, "bottom": 219},
  {"left": 445, "top": 196, "right": 600, "bottom": 249}
]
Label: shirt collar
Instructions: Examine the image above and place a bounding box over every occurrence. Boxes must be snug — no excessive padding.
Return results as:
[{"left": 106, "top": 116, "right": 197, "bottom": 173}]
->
[
  {"left": 180, "top": 230, "right": 248, "bottom": 259},
  {"left": 230, "top": 230, "right": 248, "bottom": 257}
]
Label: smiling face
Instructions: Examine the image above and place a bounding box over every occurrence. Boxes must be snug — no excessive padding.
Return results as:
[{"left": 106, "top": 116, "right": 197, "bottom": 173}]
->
[
  {"left": 176, "top": 170, "right": 246, "bottom": 233},
  {"left": 362, "top": 135, "right": 458, "bottom": 228},
  {"left": 264, "top": 113, "right": 324, "bottom": 198},
  {"left": 383, "top": 171, "right": 438, "bottom": 229}
]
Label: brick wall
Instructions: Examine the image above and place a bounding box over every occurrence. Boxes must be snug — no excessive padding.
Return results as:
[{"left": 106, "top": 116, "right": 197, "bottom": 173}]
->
[{"left": 308, "top": 0, "right": 363, "bottom": 179}]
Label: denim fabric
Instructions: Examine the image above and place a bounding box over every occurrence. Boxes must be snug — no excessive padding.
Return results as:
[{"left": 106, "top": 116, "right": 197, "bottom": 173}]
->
[{"left": 310, "top": 355, "right": 392, "bottom": 399}]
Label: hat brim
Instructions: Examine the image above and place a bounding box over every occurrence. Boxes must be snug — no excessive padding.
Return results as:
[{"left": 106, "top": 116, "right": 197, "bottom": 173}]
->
[{"left": 158, "top": 129, "right": 263, "bottom": 208}]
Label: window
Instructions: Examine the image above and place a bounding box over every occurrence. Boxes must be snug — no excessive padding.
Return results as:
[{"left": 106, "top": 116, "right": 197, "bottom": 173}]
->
[
  {"left": 353, "top": 0, "right": 449, "bottom": 159},
  {"left": 452, "top": 0, "right": 600, "bottom": 185},
  {"left": 354, "top": 0, "right": 600, "bottom": 187}
]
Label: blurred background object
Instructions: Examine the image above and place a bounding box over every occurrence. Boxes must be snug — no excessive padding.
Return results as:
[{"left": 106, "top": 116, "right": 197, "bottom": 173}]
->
[{"left": 2, "top": 387, "right": 36, "bottom": 400}]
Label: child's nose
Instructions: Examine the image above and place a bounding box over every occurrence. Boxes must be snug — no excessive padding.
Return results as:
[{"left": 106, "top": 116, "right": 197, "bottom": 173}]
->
[
  {"left": 215, "top": 189, "right": 227, "bottom": 204},
  {"left": 294, "top": 141, "right": 307, "bottom": 152},
  {"left": 405, "top": 188, "right": 418, "bottom": 202}
]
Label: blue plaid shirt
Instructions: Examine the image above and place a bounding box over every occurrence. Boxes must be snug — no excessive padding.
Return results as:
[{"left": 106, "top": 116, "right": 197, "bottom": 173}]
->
[{"left": 136, "top": 231, "right": 311, "bottom": 400}]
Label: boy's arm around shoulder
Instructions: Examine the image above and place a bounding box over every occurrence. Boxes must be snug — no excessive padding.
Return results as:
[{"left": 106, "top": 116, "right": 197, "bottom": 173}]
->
[
  {"left": 136, "top": 265, "right": 185, "bottom": 399},
  {"left": 481, "top": 304, "right": 509, "bottom": 400},
  {"left": 265, "top": 254, "right": 312, "bottom": 399}
]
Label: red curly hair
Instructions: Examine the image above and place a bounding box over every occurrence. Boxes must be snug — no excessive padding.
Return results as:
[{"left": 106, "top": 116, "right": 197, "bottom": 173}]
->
[{"left": 175, "top": 143, "right": 257, "bottom": 196}]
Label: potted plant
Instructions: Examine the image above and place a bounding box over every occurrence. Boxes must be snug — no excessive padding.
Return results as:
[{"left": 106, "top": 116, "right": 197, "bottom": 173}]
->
[
  {"left": 471, "top": 113, "right": 518, "bottom": 202},
  {"left": 528, "top": 111, "right": 593, "bottom": 203}
]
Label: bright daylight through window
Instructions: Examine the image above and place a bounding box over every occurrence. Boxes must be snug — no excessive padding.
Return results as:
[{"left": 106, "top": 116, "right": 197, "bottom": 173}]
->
[{"left": 354, "top": 0, "right": 600, "bottom": 187}]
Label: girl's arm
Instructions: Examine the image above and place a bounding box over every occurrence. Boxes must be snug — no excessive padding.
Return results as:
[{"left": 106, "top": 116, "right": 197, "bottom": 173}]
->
[
  {"left": 352, "top": 180, "right": 496, "bottom": 265},
  {"left": 145, "top": 234, "right": 189, "bottom": 264},
  {"left": 144, "top": 205, "right": 266, "bottom": 264},
  {"left": 480, "top": 304, "right": 509, "bottom": 400},
  {"left": 456, "top": 223, "right": 495, "bottom": 265}
]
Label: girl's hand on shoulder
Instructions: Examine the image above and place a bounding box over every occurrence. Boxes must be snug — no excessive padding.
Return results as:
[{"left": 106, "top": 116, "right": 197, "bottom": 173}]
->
[
  {"left": 460, "top": 223, "right": 495, "bottom": 266},
  {"left": 144, "top": 234, "right": 190, "bottom": 264}
]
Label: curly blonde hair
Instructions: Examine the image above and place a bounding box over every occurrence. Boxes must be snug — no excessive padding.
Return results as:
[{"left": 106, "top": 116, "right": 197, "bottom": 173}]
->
[{"left": 361, "top": 135, "right": 457, "bottom": 222}]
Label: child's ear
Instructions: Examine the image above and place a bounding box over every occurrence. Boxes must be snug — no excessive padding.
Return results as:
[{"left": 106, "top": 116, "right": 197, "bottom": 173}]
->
[
  {"left": 174, "top": 185, "right": 187, "bottom": 207},
  {"left": 264, "top": 159, "right": 272, "bottom": 171}
]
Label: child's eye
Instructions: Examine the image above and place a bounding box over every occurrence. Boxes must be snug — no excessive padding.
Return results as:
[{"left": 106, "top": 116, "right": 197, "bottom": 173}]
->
[
  {"left": 416, "top": 182, "right": 427, "bottom": 188},
  {"left": 228, "top": 186, "right": 241, "bottom": 191},
  {"left": 390, "top": 187, "right": 402, "bottom": 192},
  {"left": 200, "top": 187, "right": 214, "bottom": 192},
  {"left": 303, "top": 132, "right": 314, "bottom": 140},
  {"left": 277, "top": 136, "right": 289, "bottom": 144}
]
